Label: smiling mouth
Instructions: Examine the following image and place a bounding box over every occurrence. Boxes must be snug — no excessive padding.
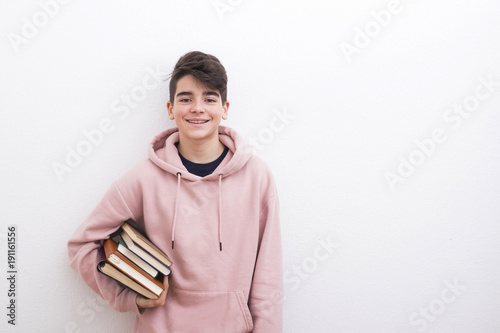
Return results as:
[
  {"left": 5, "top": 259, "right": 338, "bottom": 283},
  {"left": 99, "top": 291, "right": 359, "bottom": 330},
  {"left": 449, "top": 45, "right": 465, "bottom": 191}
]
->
[{"left": 187, "top": 120, "right": 209, "bottom": 124}]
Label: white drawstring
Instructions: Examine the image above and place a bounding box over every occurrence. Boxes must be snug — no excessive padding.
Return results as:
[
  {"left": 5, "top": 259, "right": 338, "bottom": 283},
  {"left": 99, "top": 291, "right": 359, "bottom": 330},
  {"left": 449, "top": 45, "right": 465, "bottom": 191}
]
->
[
  {"left": 218, "top": 174, "right": 223, "bottom": 251},
  {"left": 171, "top": 172, "right": 223, "bottom": 251}
]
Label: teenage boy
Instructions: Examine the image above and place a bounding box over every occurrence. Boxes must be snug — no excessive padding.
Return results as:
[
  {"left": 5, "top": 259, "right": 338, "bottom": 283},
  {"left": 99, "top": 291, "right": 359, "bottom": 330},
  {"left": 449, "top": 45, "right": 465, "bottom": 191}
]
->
[{"left": 68, "top": 51, "right": 283, "bottom": 332}]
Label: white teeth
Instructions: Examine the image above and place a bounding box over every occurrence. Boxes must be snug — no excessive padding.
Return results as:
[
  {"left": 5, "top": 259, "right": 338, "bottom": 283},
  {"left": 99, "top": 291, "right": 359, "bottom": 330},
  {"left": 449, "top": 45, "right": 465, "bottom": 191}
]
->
[{"left": 188, "top": 120, "right": 208, "bottom": 124}]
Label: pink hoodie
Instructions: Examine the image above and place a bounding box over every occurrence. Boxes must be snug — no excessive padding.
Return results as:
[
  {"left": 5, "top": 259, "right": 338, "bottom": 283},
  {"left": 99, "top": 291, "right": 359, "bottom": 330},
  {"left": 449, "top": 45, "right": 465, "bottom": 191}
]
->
[{"left": 68, "top": 126, "right": 283, "bottom": 332}]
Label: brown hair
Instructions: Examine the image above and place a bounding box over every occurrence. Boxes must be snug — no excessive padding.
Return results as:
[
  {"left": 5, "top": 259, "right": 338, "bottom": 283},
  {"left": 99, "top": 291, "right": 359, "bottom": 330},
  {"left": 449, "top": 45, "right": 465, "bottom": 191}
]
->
[{"left": 169, "top": 51, "right": 228, "bottom": 104}]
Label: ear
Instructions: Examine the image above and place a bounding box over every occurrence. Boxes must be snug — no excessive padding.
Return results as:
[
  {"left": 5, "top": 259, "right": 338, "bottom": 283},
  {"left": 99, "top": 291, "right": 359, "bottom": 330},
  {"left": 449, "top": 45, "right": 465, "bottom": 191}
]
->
[
  {"left": 221, "top": 100, "right": 229, "bottom": 120},
  {"left": 167, "top": 101, "right": 175, "bottom": 120}
]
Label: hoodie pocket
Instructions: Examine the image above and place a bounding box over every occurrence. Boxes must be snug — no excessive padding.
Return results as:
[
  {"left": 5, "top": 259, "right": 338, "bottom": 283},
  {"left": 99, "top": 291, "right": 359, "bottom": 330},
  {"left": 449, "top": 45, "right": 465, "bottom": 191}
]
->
[{"left": 164, "top": 285, "right": 254, "bottom": 333}]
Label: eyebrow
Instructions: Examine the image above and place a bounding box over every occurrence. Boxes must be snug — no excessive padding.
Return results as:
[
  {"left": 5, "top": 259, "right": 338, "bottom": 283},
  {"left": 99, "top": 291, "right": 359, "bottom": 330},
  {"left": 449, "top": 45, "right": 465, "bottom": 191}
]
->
[{"left": 176, "top": 91, "right": 220, "bottom": 98}]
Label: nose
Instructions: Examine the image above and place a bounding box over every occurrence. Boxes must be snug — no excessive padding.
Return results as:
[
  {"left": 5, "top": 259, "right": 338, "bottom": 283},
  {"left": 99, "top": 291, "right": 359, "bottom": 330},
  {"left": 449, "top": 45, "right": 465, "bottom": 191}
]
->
[{"left": 191, "top": 99, "right": 205, "bottom": 112}]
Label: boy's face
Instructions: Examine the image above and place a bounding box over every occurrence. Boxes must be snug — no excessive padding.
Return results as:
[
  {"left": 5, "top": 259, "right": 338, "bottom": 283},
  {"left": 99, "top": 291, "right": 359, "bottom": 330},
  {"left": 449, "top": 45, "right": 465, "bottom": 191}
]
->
[{"left": 167, "top": 75, "right": 229, "bottom": 143}]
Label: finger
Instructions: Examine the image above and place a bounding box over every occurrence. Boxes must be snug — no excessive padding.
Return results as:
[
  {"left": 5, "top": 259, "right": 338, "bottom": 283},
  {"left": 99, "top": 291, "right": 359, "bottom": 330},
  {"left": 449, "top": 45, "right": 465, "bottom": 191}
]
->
[
  {"left": 157, "top": 275, "right": 170, "bottom": 304},
  {"left": 137, "top": 296, "right": 161, "bottom": 308},
  {"left": 136, "top": 295, "right": 150, "bottom": 308},
  {"left": 136, "top": 275, "right": 170, "bottom": 308}
]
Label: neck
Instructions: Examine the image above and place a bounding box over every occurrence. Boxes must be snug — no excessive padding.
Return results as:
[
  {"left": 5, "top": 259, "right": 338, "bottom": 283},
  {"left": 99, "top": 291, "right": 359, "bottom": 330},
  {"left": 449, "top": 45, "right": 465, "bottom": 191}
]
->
[{"left": 177, "top": 134, "right": 225, "bottom": 163}]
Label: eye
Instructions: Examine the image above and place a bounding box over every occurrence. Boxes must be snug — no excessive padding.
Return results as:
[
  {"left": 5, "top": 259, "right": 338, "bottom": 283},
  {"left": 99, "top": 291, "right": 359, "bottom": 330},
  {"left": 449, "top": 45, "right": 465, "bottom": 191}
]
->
[
  {"left": 179, "top": 98, "right": 191, "bottom": 103},
  {"left": 206, "top": 98, "right": 217, "bottom": 103}
]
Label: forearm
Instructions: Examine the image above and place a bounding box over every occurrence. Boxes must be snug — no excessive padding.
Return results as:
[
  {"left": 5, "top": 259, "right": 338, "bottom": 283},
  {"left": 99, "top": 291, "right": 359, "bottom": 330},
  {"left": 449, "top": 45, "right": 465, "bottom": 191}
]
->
[{"left": 67, "top": 182, "right": 142, "bottom": 314}]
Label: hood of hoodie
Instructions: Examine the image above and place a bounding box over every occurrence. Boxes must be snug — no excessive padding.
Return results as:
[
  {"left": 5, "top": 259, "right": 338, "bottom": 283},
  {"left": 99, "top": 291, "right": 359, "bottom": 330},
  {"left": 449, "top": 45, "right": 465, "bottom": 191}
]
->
[{"left": 148, "top": 125, "right": 254, "bottom": 181}]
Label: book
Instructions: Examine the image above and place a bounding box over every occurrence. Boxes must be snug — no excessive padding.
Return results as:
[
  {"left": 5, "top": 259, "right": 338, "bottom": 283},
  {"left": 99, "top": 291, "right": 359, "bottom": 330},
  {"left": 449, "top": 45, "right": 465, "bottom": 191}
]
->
[
  {"left": 116, "top": 239, "right": 159, "bottom": 278},
  {"left": 97, "top": 261, "right": 159, "bottom": 300},
  {"left": 120, "top": 232, "right": 172, "bottom": 276},
  {"left": 100, "top": 238, "right": 165, "bottom": 297},
  {"left": 120, "top": 221, "right": 172, "bottom": 275}
]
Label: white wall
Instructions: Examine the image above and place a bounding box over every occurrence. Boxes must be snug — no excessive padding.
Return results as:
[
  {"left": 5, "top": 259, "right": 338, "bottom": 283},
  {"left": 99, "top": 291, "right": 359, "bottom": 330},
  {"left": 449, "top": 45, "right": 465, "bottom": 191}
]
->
[{"left": 1, "top": 0, "right": 500, "bottom": 332}]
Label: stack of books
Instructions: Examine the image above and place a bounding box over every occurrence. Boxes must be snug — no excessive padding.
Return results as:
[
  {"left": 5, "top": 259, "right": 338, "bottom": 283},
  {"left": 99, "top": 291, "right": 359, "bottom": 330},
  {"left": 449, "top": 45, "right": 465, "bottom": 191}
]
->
[{"left": 97, "top": 221, "right": 173, "bottom": 300}]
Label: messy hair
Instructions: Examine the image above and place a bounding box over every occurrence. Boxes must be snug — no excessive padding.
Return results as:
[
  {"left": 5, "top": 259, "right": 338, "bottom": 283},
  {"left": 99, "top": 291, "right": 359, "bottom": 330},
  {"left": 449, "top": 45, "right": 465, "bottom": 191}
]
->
[{"left": 169, "top": 51, "right": 228, "bottom": 104}]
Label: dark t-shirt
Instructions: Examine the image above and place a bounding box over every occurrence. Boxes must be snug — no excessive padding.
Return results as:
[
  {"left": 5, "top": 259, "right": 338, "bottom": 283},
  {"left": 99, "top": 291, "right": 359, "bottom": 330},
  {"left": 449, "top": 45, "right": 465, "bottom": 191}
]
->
[{"left": 176, "top": 143, "right": 229, "bottom": 177}]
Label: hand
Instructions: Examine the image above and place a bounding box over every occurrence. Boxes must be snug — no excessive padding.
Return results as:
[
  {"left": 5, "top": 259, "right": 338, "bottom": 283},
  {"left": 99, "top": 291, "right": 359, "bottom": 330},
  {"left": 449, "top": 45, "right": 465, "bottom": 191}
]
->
[{"left": 136, "top": 275, "right": 169, "bottom": 309}]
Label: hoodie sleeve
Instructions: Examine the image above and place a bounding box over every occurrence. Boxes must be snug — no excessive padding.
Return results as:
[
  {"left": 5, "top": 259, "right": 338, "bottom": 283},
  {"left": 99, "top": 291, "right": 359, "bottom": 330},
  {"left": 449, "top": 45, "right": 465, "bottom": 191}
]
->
[
  {"left": 249, "top": 194, "right": 283, "bottom": 332},
  {"left": 67, "top": 181, "right": 142, "bottom": 315}
]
